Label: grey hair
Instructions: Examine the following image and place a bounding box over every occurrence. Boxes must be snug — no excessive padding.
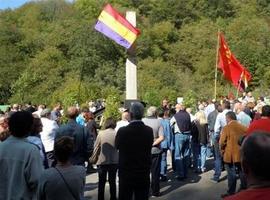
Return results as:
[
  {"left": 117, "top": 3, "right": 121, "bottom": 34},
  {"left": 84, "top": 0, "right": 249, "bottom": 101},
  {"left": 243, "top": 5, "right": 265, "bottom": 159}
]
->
[
  {"left": 130, "top": 102, "right": 144, "bottom": 120},
  {"left": 146, "top": 106, "right": 157, "bottom": 117}
]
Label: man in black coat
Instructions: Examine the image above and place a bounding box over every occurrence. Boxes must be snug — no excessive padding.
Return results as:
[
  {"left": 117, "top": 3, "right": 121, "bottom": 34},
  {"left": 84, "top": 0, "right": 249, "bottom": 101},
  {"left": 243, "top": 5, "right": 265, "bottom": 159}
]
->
[
  {"left": 116, "top": 102, "right": 154, "bottom": 200},
  {"left": 55, "top": 106, "right": 93, "bottom": 166}
]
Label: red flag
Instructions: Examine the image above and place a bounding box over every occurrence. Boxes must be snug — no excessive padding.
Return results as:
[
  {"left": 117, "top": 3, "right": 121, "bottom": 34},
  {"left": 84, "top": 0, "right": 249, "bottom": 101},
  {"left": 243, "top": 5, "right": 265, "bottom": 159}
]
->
[{"left": 218, "top": 33, "right": 252, "bottom": 91}]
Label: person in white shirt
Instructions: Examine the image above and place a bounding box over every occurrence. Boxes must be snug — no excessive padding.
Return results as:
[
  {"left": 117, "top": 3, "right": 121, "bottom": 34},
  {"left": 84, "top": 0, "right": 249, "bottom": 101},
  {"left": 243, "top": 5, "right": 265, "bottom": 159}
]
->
[
  {"left": 211, "top": 101, "right": 231, "bottom": 183},
  {"left": 115, "top": 110, "right": 130, "bottom": 133},
  {"left": 40, "top": 109, "right": 59, "bottom": 167},
  {"left": 204, "top": 99, "right": 216, "bottom": 119},
  {"left": 33, "top": 104, "right": 45, "bottom": 118},
  {"left": 186, "top": 108, "right": 195, "bottom": 122},
  {"left": 214, "top": 102, "right": 231, "bottom": 134}
]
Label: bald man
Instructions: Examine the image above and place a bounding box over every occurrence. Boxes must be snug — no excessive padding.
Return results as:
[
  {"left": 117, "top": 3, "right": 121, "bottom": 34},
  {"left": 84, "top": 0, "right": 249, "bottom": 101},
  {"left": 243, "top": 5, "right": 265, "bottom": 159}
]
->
[
  {"left": 115, "top": 111, "right": 130, "bottom": 133},
  {"left": 234, "top": 102, "right": 251, "bottom": 127},
  {"left": 55, "top": 106, "right": 93, "bottom": 166}
]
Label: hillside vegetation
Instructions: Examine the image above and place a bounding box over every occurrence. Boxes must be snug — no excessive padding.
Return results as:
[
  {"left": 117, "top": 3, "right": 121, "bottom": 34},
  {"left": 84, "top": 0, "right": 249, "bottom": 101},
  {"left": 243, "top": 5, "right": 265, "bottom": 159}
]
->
[{"left": 1, "top": 0, "right": 270, "bottom": 106}]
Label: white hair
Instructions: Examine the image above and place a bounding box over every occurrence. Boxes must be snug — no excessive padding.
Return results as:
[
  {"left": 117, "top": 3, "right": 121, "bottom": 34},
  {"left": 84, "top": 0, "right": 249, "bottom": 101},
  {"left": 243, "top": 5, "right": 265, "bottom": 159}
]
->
[{"left": 146, "top": 106, "right": 157, "bottom": 117}]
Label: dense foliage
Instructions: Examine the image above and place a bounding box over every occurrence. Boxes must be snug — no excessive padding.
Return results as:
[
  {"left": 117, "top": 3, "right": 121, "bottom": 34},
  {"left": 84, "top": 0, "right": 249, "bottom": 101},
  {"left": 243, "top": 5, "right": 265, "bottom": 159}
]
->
[{"left": 1, "top": 0, "right": 270, "bottom": 107}]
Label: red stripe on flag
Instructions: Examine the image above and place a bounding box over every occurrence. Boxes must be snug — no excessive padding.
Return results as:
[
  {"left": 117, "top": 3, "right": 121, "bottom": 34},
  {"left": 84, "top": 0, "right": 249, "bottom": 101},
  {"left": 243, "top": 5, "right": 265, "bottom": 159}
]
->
[{"left": 103, "top": 4, "right": 140, "bottom": 36}]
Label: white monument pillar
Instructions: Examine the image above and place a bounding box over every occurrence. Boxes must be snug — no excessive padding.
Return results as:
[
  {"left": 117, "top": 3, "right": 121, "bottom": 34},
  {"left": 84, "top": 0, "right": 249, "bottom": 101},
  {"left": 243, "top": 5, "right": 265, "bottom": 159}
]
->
[{"left": 125, "top": 11, "right": 137, "bottom": 100}]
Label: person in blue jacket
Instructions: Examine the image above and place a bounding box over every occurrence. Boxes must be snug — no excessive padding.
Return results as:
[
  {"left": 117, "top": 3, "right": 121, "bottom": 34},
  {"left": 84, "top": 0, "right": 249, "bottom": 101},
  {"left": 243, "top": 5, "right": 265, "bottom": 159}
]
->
[{"left": 159, "top": 109, "right": 174, "bottom": 181}]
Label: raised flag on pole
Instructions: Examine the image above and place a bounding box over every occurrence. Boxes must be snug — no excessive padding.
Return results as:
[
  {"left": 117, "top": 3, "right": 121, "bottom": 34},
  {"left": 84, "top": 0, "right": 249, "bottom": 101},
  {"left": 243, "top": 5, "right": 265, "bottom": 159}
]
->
[
  {"left": 218, "top": 32, "right": 251, "bottom": 91},
  {"left": 95, "top": 4, "right": 140, "bottom": 49}
]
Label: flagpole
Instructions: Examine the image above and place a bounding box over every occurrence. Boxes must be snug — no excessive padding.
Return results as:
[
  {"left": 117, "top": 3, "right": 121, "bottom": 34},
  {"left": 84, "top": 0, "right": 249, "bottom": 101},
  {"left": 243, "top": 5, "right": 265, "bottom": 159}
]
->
[
  {"left": 236, "top": 71, "right": 244, "bottom": 99},
  {"left": 214, "top": 30, "right": 220, "bottom": 100}
]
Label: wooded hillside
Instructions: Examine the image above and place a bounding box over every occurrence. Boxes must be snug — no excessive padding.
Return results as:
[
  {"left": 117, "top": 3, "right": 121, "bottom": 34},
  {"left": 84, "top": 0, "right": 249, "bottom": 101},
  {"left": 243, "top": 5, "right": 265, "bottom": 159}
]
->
[{"left": 1, "top": 0, "right": 270, "bottom": 107}]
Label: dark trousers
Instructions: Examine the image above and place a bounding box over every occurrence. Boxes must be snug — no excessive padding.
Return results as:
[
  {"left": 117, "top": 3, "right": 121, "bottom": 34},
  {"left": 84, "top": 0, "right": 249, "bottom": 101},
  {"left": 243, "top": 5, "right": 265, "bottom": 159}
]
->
[
  {"left": 225, "top": 163, "right": 246, "bottom": 194},
  {"left": 119, "top": 176, "right": 150, "bottom": 200},
  {"left": 171, "top": 149, "right": 176, "bottom": 171},
  {"left": 151, "top": 153, "right": 161, "bottom": 195},
  {"left": 98, "top": 164, "right": 117, "bottom": 200},
  {"left": 213, "top": 133, "right": 222, "bottom": 180}
]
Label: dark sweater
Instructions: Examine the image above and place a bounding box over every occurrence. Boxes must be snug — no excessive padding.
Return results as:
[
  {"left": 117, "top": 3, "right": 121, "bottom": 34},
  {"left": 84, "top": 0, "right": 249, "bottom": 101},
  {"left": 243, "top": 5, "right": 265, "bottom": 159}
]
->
[{"left": 174, "top": 110, "right": 191, "bottom": 132}]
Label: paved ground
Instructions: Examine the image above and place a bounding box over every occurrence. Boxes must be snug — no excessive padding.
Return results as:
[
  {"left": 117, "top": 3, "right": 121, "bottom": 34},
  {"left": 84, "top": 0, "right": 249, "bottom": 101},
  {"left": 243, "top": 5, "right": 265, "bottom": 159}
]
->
[{"left": 84, "top": 158, "right": 236, "bottom": 200}]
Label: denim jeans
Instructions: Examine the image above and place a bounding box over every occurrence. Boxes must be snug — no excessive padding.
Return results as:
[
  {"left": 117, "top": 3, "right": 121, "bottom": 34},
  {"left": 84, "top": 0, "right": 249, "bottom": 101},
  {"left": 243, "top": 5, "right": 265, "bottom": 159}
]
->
[
  {"left": 200, "top": 144, "right": 207, "bottom": 170},
  {"left": 225, "top": 163, "right": 246, "bottom": 194},
  {"left": 160, "top": 148, "right": 168, "bottom": 176},
  {"left": 174, "top": 133, "right": 191, "bottom": 178},
  {"left": 213, "top": 133, "right": 222, "bottom": 180}
]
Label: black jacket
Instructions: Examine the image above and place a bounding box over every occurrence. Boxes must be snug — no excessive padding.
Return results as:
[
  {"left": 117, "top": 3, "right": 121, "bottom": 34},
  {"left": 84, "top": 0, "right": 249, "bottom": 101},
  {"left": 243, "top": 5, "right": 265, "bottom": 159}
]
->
[
  {"left": 191, "top": 121, "right": 209, "bottom": 145},
  {"left": 116, "top": 121, "right": 153, "bottom": 183}
]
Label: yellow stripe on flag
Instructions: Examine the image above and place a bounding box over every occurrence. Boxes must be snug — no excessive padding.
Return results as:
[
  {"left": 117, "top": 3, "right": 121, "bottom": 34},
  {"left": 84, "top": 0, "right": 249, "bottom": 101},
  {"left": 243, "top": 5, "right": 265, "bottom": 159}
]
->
[{"left": 98, "top": 11, "right": 137, "bottom": 44}]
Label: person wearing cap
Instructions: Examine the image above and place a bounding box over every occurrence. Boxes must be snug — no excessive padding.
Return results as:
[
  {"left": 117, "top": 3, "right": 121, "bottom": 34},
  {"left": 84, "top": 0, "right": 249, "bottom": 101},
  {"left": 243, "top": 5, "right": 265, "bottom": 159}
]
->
[{"left": 40, "top": 108, "right": 59, "bottom": 167}]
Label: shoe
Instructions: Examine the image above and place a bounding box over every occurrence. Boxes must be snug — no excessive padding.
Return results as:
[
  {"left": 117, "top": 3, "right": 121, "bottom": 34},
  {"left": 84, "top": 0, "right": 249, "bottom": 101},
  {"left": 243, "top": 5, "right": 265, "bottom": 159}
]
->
[
  {"left": 86, "top": 168, "right": 97, "bottom": 174},
  {"left": 210, "top": 177, "right": 219, "bottom": 183},
  {"left": 176, "top": 176, "right": 186, "bottom": 181},
  {"left": 221, "top": 193, "right": 233, "bottom": 198},
  {"left": 194, "top": 169, "right": 201, "bottom": 173},
  {"left": 201, "top": 168, "right": 206, "bottom": 173},
  {"left": 151, "top": 192, "right": 161, "bottom": 197},
  {"left": 160, "top": 175, "right": 167, "bottom": 182}
]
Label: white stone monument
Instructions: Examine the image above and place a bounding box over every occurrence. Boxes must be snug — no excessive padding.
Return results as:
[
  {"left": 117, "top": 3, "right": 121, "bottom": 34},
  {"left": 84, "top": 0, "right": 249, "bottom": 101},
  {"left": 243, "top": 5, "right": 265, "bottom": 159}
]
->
[{"left": 125, "top": 11, "right": 137, "bottom": 101}]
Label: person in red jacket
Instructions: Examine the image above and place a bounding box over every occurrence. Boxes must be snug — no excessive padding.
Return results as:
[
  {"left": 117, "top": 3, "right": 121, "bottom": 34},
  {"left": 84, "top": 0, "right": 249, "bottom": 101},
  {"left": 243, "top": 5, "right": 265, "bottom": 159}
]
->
[
  {"left": 246, "top": 105, "right": 270, "bottom": 135},
  {"left": 225, "top": 132, "right": 270, "bottom": 200}
]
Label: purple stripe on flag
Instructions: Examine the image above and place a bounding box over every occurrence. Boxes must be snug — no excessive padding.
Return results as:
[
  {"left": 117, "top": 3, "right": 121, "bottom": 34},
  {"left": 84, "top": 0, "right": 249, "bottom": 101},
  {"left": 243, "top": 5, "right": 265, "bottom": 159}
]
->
[{"left": 95, "top": 21, "right": 131, "bottom": 49}]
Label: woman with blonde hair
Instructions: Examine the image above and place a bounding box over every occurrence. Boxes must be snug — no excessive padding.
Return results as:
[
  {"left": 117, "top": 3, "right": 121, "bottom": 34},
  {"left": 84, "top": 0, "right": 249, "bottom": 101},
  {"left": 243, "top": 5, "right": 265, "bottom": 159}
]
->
[{"left": 192, "top": 111, "right": 209, "bottom": 173}]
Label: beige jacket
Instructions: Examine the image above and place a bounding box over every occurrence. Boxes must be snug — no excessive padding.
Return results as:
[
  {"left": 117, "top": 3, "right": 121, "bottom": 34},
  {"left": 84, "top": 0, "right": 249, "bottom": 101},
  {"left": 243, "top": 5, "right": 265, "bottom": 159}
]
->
[{"left": 94, "top": 128, "right": 118, "bottom": 165}]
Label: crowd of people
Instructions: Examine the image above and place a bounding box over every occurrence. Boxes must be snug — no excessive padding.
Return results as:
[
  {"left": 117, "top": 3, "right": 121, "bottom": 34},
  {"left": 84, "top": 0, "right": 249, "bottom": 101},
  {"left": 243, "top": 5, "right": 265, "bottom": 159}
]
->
[{"left": 0, "top": 91, "right": 270, "bottom": 200}]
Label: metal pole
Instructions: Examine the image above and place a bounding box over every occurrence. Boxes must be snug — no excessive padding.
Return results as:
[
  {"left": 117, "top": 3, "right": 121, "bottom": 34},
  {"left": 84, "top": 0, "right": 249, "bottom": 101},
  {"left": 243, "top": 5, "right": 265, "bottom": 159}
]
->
[
  {"left": 214, "top": 30, "right": 220, "bottom": 100},
  {"left": 236, "top": 71, "right": 244, "bottom": 99}
]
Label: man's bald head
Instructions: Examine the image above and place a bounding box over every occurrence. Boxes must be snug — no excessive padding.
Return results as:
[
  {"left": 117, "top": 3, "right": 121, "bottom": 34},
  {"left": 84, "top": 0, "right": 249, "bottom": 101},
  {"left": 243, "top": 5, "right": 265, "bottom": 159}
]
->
[
  {"left": 242, "top": 132, "right": 270, "bottom": 182},
  {"left": 234, "top": 102, "right": 242, "bottom": 114},
  {"left": 66, "top": 106, "right": 79, "bottom": 119},
  {"left": 122, "top": 111, "right": 130, "bottom": 121},
  {"left": 175, "top": 104, "right": 184, "bottom": 112}
]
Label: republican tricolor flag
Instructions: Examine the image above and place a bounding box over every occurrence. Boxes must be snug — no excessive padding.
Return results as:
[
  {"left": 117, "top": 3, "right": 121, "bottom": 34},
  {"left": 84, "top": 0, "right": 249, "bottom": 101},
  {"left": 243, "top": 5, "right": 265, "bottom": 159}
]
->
[{"left": 95, "top": 4, "right": 140, "bottom": 49}]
